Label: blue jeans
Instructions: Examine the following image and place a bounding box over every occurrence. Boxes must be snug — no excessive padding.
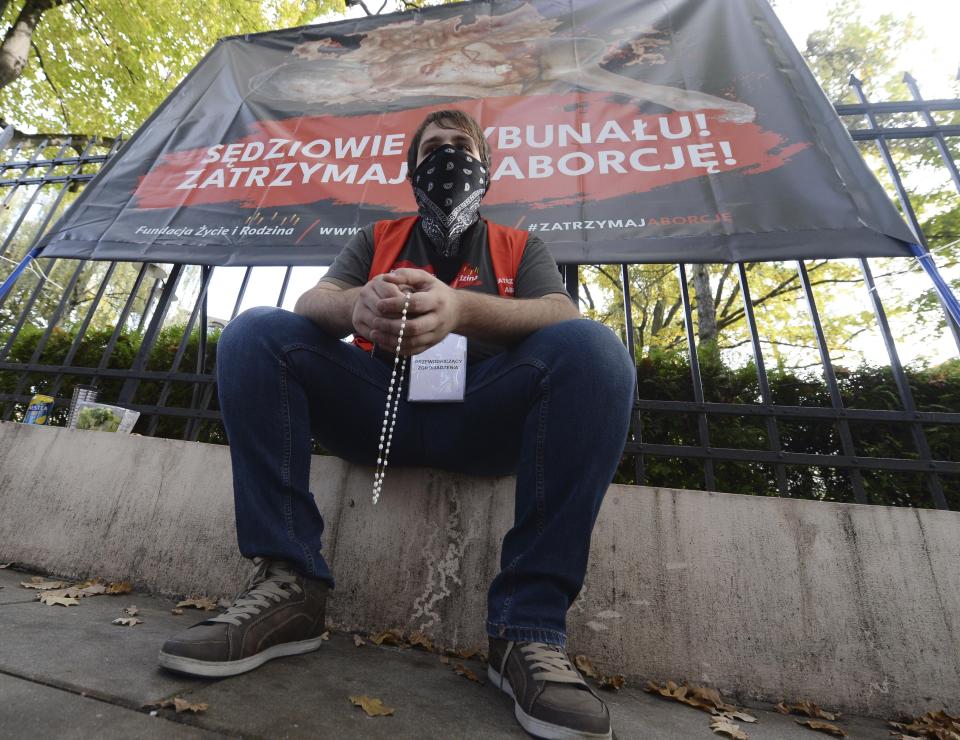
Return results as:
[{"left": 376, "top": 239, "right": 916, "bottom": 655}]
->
[{"left": 216, "top": 307, "right": 635, "bottom": 647}]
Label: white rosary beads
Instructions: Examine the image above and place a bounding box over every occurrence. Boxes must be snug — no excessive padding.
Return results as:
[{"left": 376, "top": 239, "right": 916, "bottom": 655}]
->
[{"left": 372, "top": 289, "right": 410, "bottom": 505}]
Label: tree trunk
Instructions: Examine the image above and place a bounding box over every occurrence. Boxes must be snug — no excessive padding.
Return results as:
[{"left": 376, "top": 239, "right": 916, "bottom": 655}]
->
[
  {"left": 0, "top": 0, "right": 72, "bottom": 90},
  {"left": 692, "top": 263, "right": 718, "bottom": 344}
]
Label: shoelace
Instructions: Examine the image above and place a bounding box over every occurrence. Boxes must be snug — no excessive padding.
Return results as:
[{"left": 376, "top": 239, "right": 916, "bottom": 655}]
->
[
  {"left": 517, "top": 643, "right": 585, "bottom": 684},
  {"left": 207, "top": 557, "right": 302, "bottom": 626}
]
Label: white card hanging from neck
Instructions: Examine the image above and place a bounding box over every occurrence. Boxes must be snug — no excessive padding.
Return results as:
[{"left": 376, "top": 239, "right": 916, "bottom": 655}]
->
[{"left": 407, "top": 333, "right": 467, "bottom": 402}]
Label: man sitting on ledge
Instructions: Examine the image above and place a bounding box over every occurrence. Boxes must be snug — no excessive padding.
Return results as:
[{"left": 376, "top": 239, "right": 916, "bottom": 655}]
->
[{"left": 158, "top": 109, "right": 636, "bottom": 740}]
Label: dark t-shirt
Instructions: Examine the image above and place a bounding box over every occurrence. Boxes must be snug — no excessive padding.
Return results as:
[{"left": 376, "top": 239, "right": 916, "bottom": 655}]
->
[{"left": 322, "top": 218, "right": 569, "bottom": 362}]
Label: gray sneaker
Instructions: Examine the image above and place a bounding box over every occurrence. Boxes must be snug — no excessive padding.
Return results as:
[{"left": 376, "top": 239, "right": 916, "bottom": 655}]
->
[
  {"left": 488, "top": 637, "right": 612, "bottom": 740},
  {"left": 158, "top": 557, "right": 328, "bottom": 677}
]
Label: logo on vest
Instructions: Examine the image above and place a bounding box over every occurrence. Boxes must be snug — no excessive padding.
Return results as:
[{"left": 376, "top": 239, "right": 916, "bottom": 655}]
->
[
  {"left": 452, "top": 264, "right": 482, "bottom": 289},
  {"left": 496, "top": 276, "right": 515, "bottom": 296}
]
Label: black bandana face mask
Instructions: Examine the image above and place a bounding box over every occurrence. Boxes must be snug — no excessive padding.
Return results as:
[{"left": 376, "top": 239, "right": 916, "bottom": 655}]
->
[{"left": 412, "top": 145, "right": 489, "bottom": 257}]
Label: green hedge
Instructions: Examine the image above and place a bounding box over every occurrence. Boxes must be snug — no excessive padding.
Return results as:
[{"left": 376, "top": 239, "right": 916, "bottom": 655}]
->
[
  {"left": 3, "top": 324, "right": 957, "bottom": 508},
  {"left": 0, "top": 322, "right": 223, "bottom": 444}
]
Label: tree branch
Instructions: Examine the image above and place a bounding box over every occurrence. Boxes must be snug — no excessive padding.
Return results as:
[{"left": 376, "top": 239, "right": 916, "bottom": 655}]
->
[
  {"left": 580, "top": 280, "right": 595, "bottom": 311},
  {"left": 29, "top": 38, "right": 70, "bottom": 128},
  {"left": 713, "top": 263, "right": 734, "bottom": 311},
  {"left": 74, "top": 0, "right": 137, "bottom": 83},
  {"left": 0, "top": 0, "right": 73, "bottom": 89}
]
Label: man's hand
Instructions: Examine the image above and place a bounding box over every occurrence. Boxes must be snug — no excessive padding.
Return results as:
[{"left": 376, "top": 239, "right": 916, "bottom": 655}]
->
[
  {"left": 374, "top": 268, "right": 459, "bottom": 356},
  {"left": 351, "top": 274, "right": 412, "bottom": 345}
]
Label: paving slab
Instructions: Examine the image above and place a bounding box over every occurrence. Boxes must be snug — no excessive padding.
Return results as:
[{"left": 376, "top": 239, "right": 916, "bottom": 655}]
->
[
  {"left": 0, "top": 673, "right": 227, "bottom": 740},
  {"left": 0, "top": 571, "right": 213, "bottom": 707},
  {"left": 0, "top": 565, "right": 39, "bottom": 604},
  {"left": 166, "top": 631, "right": 891, "bottom": 740},
  {"left": 0, "top": 568, "right": 896, "bottom": 739}
]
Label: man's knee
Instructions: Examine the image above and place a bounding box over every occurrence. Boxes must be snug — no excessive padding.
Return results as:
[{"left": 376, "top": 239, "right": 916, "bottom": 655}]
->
[
  {"left": 218, "top": 307, "right": 315, "bottom": 364},
  {"left": 534, "top": 319, "right": 635, "bottom": 388}
]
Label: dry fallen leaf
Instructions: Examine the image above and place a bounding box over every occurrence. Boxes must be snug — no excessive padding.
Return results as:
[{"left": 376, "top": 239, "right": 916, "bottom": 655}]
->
[
  {"left": 598, "top": 674, "right": 626, "bottom": 691},
  {"left": 575, "top": 654, "right": 597, "bottom": 678},
  {"left": 349, "top": 695, "right": 394, "bottom": 717},
  {"left": 408, "top": 632, "right": 435, "bottom": 652},
  {"left": 888, "top": 709, "right": 960, "bottom": 738},
  {"left": 646, "top": 680, "right": 744, "bottom": 714},
  {"left": 176, "top": 597, "right": 218, "bottom": 611},
  {"left": 795, "top": 719, "right": 847, "bottom": 737},
  {"left": 722, "top": 710, "right": 758, "bottom": 724},
  {"left": 145, "top": 697, "right": 209, "bottom": 714},
  {"left": 113, "top": 617, "right": 143, "bottom": 627},
  {"left": 170, "top": 608, "right": 184, "bottom": 615},
  {"left": 370, "top": 629, "right": 404, "bottom": 647},
  {"left": 777, "top": 700, "right": 840, "bottom": 721},
  {"left": 106, "top": 581, "right": 133, "bottom": 595},
  {"left": 123, "top": 605, "right": 139, "bottom": 616},
  {"left": 320, "top": 630, "right": 330, "bottom": 641},
  {"left": 439, "top": 655, "right": 450, "bottom": 665},
  {"left": 61, "top": 583, "right": 108, "bottom": 598},
  {"left": 451, "top": 645, "right": 486, "bottom": 662},
  {"left": 38, "top": 592, "right": 80, "bottom": 606},
  {"left": 172, "top": 698, "right": 208, "bottom": 714},
  {"left": 453, "top": 662, "right": 483, "bottom": 684},
  {"left": 710, "top": 716, "right": 749, "bottom": 740},
  {"left": 353, "top": 634, "right": 366, "bottom": 647},
  {"left": 21, "top": 578, "right": 70, "bottom": 590}
]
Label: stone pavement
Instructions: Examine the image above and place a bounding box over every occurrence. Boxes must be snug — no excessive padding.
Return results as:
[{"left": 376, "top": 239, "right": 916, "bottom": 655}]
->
[{"left": 0, "top": 566, "right": 893, "bottom": 739}]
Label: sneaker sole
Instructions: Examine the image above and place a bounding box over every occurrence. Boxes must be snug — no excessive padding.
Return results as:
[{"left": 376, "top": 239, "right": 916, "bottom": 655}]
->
[
  {"left": 158, "top": 636, "right": 324, "bottom": 678},
  {"left": 487, "top": 664, "right": 613, "bottom": 740}
]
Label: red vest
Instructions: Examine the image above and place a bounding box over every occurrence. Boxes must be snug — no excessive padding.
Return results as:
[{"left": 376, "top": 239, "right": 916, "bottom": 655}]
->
[{"left": 353, "top": 216, "right": 528, "bottom": 352}]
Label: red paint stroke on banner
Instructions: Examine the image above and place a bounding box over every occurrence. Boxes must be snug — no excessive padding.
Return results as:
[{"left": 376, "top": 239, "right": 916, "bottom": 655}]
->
[{"left": 133, "top": 92, "right": 809, "bottom": 212}]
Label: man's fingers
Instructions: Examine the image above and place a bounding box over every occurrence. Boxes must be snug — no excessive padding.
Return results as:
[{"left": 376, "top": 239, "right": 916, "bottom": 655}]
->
[
  {"left": 383, "top": 268, "right": 436, "bottom": 290},
  {"left": 369, "top": 275, "right": 407, "bottom": 300},
  {"left": 376, "top": 291, "right": 436, "bottom": 318},
  {"left": 373, "top": 313, "right": 438, "bottom": 340}
]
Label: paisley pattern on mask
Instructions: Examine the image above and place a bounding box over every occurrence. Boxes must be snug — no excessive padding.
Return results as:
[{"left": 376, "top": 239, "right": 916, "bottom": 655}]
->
[{"left": 412, "top": 146, "right": 489, "bottom": 256}]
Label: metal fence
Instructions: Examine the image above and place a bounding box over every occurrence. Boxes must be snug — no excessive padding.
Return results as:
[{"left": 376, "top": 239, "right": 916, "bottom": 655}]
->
[{"left": 1, "top": 75, "right": 958, "bottom": 509}]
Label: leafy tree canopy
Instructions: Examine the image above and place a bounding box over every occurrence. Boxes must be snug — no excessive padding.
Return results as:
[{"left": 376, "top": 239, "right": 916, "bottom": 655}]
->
[{"left": 0, "top": 0, "right": 347, "bottom": 141}]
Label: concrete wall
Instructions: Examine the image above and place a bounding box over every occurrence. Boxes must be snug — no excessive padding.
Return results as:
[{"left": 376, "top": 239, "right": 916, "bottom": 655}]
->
[{"left": 1, "top": 420, "right": 958, "bottom": 716}]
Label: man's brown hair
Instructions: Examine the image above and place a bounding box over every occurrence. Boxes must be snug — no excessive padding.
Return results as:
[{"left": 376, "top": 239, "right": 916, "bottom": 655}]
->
[{"left": 406, "top": 109, "right": 492, "bottom": 179}]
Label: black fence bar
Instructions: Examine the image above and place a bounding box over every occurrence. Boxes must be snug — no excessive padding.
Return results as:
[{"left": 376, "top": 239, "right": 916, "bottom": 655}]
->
[
  {"left": 902, "top": 74, "right": 960, "bottom": 196},
  {"left": 3, "top": 259, "right": 88, "bottom": 414},
  {"left": 620, "top": 263, "right": 645, "bottom": 484},
  {"left": 634, "top": 443, "right": 960, "bottom": 475},
  {"left": 145, "top": 266, "right": 214, "bottom": 436},
  {"left": 858, "top": 258, "right": 948, "bottom": 509},
  {"left": 117, "top": 264, "right": 185, "bottom": 406},
  {"left": 736, "top": 262, "right": 789, "bottom": 496},
  {"left": 834, "top": 99, "right": 960, "bottom": 115},
  {"left": 94, "top": 263, "right": 150, "bottom": 379},
  {"left": 848, "top": 125, "right": 960, "bottom": 141},
  {"left": 47, "top": 261, "right": 118, "bottom": 398},
  {"left": 677, "top": 263, "right": 715, "bottom": 490},
  {"left": 848, "top": 75, "right": 960, "bottom": 352},
  {"left": 796, "top": 261, "right": 868, "bottom": 504},
  {"left": 1, "top": 82, "right": 958, "bottom": 510}
]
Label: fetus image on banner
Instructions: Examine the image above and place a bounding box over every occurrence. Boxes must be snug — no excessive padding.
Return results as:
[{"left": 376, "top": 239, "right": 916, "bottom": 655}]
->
[{"left": 249, "top": 4, "right": 756, "bottom": 124}]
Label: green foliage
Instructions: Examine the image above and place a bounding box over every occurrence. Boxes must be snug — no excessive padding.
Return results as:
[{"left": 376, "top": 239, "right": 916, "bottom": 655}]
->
[
  {"left": 803, "top": 0, "right": 923, "bottom": 104},
  {"left": 0, "top": 322, "right": 225, "bottom": 443},
  {"left": 3, "top": 324, "right": 957, "bottom": 508},
  {"left": 0, "top": 0, "right": 347, "bottom": 136},
  {"left": 616, "top": 346, "right": 960, "bottom": 510}
]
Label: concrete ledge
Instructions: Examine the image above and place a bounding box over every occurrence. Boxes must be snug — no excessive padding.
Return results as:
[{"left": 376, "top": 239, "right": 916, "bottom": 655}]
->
[{"left": 0, "top": 421, "right": 958, "bottom": 716}]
